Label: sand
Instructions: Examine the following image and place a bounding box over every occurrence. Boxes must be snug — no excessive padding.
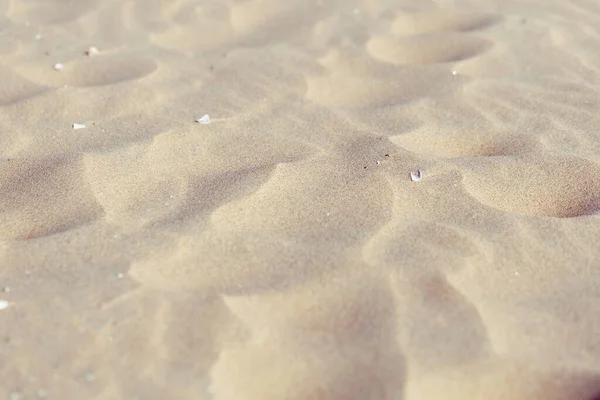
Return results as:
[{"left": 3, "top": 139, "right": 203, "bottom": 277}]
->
[{"left": 1, "top": 0, "right": 600, "bottom": 398}]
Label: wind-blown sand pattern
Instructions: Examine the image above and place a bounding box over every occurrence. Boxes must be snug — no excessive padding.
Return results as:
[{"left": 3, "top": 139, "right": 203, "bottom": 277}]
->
[{"left": 1, "top": 0, "right": 600, "bottom": 398}]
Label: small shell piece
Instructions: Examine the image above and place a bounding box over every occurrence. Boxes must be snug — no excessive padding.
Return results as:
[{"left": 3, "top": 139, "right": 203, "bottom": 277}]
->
[
  {"left": 195, "top": 114, "right": 210, "bottom": 124},
  {"left": 53, "top": 63, "right": 63, "bottom": 71},
  {"left": 72, "top": 123, "right": 86, "bottom": 130},
  {"left": 0, "top": 300, "right": 9, "bottom": 310},
  {"left": 85, "top": 46, "right": 99, "bottom": 56},
  {"left": 410, "top": 169, "right": 422, "bottom": 182}
]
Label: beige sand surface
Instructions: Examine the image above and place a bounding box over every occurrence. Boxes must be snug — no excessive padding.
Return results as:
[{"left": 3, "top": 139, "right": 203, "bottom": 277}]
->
[{"left": 1, "top": 0, "right": 600, "bottom": 398}]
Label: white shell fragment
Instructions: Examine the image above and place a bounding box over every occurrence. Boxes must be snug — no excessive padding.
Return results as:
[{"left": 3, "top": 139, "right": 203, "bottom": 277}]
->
[
  {"left": 53, "top": 63, "right": 63, "bottom": 71},
  {"left": 72, "top": 123, "right": 86, "bottom": 130},
  {"left": 410, "top": 169, "right": 422, "bottom": 182},
  {"left": 0, "top": 300, "right": 9, "bottom": 310},
  {"left": 195, "top": 114, "right": 210, "bottom": 124},
  {"left": 86, "top": 46, "right": 99, "bottom": 56}
]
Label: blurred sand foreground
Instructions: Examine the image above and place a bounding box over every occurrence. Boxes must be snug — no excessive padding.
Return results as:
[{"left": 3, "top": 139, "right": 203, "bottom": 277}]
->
[{"left": 1, "top": 0, "right": 600, "bottom": 399}]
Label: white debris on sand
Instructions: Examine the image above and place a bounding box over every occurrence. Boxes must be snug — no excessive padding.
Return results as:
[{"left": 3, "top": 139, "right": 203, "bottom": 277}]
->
[
  {"left": 0, "top": 300, "right": 9, "bottom": 310},
  {"left": 410, "top": 169, "right": 422, "bottom": 182},
  {"left": 195, "top": 114, "right": 210, "bottom": 124},
  {"left": 53, "top": 63, "right": 63, "bottom": 71},
  {"left": 85, "top": 46, "right": 99, "bottom": 56},
  {"left": 72, "top": 123, "right": 86, "bottom": 130}
]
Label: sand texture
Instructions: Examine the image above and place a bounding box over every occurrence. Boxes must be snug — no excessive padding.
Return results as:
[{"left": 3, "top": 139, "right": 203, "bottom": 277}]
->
[{"left": 1, "top": 0, "right": 600, "bottom": 398}]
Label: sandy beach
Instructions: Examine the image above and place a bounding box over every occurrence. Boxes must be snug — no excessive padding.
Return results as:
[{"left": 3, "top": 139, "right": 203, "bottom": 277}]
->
[{"left": 1, "top": 0, "right": 600, "bottom": 398}]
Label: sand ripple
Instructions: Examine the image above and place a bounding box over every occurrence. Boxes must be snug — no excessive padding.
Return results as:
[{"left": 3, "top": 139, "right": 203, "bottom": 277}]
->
[{"left": 2, "top": 0, "right": 600, "bottom": 399}]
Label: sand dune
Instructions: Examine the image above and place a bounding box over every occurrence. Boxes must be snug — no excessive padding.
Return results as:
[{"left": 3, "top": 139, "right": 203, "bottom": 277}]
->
[{"left": 1, "top": 0, "right": 600, "bottom": 399}]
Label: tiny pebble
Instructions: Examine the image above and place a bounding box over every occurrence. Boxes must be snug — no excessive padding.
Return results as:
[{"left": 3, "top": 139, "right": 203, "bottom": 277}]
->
[
  {"left": 452, "top": 70, "right": 457, "bottom": 75},
  {"left": 0, "top": 300, "right": 9, "bottom": 310},
  {"left": 85, "top": 46, "right": 99, "bottom": 56},
  {"left": 53, "top": 63, "right": 63, "bottom": 71},
  {"left": 195, "top": 114, "right": 210, "bottom": 124},
  {"left": 72, "top": 123, "right": 86, "bottom": 130},
  {"left": 116, "top": 273, "right": 124, "bottom": 279},
  {"left": 4, "top": 287, "right": 10, "bottom": 293},
  {"left": 376, "top": 160, "right": 380, "bottom": 165},
  {"left": 35, "top": 33, "right": 42, "bottom": 40}
]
